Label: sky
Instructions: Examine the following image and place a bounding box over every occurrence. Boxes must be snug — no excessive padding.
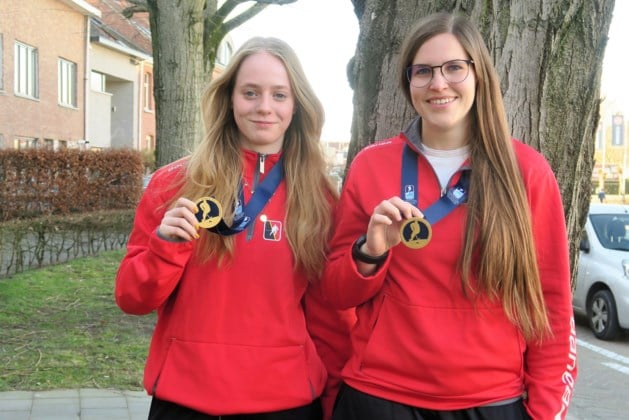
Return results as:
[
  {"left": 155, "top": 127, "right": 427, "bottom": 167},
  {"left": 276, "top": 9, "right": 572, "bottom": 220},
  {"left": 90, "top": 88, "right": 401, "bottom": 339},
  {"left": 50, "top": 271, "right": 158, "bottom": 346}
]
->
[
  {"left": 230, "top": 0, "right": 627, "bottom": 141},
  {"left": 600, "top": 0, "right": 629, "bottom": 117}
]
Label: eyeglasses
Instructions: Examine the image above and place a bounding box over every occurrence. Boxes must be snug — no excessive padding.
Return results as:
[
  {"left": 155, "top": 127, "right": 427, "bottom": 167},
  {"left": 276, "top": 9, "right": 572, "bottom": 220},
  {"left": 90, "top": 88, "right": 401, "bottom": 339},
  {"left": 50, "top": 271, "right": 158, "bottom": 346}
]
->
[{"left": 406, "top": 59, "right": 474, "bottom": 88}]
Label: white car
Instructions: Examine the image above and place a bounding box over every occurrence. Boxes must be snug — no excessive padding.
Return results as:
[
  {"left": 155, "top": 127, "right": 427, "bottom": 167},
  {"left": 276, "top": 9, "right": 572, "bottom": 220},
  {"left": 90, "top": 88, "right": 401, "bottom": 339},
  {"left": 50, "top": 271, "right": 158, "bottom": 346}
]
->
[{"left": 573, "top": 203, "right": 629, "bottom": 340}]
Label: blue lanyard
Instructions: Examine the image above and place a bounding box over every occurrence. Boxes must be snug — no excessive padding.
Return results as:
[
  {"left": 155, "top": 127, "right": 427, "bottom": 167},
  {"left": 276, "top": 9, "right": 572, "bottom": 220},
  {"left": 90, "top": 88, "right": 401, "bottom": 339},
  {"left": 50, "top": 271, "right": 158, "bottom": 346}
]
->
[
  {"left": 401, "top": 144, "right": 470, "bottom": 224},
  {"left": 210, "top": 156, "right": 284, "bottom": 236}
]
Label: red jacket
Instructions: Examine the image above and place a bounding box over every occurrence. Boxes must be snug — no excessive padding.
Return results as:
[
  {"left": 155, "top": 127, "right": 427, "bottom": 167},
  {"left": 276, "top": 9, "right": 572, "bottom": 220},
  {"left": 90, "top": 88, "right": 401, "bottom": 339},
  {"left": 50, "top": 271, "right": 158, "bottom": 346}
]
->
[
  {"left": 321, "top": 124, "right": 577, "bottom": 419},
  {"left": 115, "top": 149, "right": 354, "bottom": 418}
]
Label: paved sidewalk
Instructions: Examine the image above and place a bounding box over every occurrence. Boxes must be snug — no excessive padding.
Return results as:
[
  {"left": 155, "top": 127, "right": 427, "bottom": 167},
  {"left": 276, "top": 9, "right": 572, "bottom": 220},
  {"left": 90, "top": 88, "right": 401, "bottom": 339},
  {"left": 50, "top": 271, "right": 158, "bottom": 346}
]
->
[
  {"left": 0, "top": 388, "right": 589, "bottom": 420},
  {"left": 0, "top": 388, "right": 150, "bottom": 420}
]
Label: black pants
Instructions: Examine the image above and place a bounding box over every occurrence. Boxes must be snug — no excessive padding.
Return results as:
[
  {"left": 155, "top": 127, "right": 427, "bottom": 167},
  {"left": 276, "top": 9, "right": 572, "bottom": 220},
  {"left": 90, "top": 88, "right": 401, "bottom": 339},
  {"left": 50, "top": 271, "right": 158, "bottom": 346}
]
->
[
  {"left": 332, "top": 384, "right": 530, "bottom": 420},
  {"left": 148, "top": 396, "right": 322, "bottom": 420}
]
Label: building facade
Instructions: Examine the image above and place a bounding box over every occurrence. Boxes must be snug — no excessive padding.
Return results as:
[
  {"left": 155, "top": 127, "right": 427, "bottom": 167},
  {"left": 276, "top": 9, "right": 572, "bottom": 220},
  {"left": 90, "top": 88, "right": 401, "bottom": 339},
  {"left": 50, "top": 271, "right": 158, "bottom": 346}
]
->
[
  {"left": 0, "top": 0, "right": 156, "bottom": 152},
  {"left": 593, "top": 96, "right": 628, "bottom": 195},
  {"left": 0, "top": 0, "right": 238, "bottom": 156},
  {"left": 86, "top": 0, "right": 155, "bottom": 152},
  {"left": 0, "top": 0, "right": 100, "bottom": 150}
]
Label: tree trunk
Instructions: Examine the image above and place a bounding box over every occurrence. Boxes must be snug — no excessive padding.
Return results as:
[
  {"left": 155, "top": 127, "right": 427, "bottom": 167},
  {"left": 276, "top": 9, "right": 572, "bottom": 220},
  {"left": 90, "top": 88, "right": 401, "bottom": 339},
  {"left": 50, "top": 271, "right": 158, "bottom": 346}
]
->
[
  {"left": 348, "top": 0, "right": 615, "bottom": 288},
  {"left": 148, "top": 0, "right": 207, "bottom": 167}
]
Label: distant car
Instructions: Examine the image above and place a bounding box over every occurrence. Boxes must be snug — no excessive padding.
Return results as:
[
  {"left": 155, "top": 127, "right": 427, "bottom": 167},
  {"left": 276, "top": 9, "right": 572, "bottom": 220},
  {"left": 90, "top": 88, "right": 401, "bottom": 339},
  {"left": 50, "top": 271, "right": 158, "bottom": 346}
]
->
[
  {"left": 142, "top": 173, "right": 153, "bottom": 190},
  {"left": 573, "top": 203, "right": 629, "bottom": 340}
]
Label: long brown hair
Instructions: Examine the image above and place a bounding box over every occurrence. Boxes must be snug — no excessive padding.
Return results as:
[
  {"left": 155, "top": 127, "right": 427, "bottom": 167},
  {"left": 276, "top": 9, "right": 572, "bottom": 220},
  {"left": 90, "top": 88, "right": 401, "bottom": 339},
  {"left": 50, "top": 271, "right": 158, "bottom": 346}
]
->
[
  {"left": 398, "top": 13, "right": 551, "bottom": 342},
  {"left": 178, "top": 37, "right": 337, "bottom": 280}
]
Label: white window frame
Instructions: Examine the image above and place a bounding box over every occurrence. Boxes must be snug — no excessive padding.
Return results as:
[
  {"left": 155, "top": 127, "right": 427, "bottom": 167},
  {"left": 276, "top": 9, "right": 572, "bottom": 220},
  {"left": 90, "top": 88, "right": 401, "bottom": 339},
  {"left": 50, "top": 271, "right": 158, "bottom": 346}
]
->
[
  {"left": 90, "top": 71, "right": 106, "bottom": 92},
  {"left": 14, "top": 136, "right": 38, "bottom": 149},
  {"left": 143, "top": 72, "right": 153, "bottom": 111},
  {"left": 216, "top": 41, "right": 233, "bottom": 68},
  {"left": 0, "top": 34, "right": 4, "bottom": 91},
  {"left": 58, "top": 58, "right": 77, "bottom": 107},
  {"left": 14, "top": 41, "right": 38, "bottom": 98}
]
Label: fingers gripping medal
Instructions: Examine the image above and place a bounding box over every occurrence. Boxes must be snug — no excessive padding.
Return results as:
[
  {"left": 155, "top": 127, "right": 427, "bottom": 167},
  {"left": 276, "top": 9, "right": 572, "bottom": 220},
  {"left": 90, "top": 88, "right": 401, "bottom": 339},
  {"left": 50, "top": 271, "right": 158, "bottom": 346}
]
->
[
  {"left": 400, "top": 217, "right": 432, "bottom": 249},
  {"left": 194, "top": 197, "right": 223, "bottom": 229}
]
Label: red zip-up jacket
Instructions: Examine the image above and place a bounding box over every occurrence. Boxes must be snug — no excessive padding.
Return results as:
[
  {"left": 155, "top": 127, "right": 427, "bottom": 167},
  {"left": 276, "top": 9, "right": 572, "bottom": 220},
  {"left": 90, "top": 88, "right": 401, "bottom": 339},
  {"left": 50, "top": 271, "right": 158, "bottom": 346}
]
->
[
  {"left": 321, "top": 122, "right": 577, "bottom": 419},
  {"left": 115, "top": 149, "right": 354, "bottom": 419}
]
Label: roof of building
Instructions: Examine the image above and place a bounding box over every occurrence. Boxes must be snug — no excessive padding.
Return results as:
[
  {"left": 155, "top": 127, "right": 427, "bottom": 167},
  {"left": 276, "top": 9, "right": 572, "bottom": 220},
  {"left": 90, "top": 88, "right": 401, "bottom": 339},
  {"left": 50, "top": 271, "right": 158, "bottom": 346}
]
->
[
  {"left": 58, "top": 0, "right": 102, "bottom": 18},
  {"left": 86, "top": 0, "right": 152, "bottom": 55}
]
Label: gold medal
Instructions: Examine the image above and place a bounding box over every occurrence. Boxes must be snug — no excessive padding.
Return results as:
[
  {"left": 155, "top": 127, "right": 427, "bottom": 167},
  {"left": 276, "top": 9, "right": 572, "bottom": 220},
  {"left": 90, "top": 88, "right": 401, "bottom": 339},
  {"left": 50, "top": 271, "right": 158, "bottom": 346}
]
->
[
  {"left": 400, "top": 217, "right": 432, "bottom": 249},
  {"left": 194, "top": 197, "right": 223, "bottom": 229}
]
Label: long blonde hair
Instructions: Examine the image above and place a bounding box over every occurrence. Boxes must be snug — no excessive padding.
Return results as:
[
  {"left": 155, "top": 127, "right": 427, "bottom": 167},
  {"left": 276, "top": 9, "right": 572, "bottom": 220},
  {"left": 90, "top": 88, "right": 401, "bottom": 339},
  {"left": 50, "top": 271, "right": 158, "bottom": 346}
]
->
[
  {"left": 178, "top": 37, "right": 337, "bottom": 280},
  {"left": 399, "top": 13, "right": 551, "bottom": 341}
]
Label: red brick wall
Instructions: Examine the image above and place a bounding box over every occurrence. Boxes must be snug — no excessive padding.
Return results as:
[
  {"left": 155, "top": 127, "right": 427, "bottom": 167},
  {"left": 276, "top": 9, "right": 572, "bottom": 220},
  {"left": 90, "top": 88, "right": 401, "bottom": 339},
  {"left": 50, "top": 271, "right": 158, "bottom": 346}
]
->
[{"left": 0, "top": 0, "right": 88, "bottom": 148}]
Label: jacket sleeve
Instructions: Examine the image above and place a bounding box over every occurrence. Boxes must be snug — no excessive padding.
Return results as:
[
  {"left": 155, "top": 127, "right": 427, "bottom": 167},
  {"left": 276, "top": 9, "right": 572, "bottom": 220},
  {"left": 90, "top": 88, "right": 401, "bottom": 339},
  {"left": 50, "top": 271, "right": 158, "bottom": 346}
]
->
[
  {"left": 304, "top": 283, "right": 356, "bottom": 420},
  {"left": 520, "top": 147, "right": 578, "bottom": 419},
  {"left": 115, "top": 169, "right": 194, "bottom": 315},
  {"left": 320, "top": 155, "right": 392, "bottom": 309}
]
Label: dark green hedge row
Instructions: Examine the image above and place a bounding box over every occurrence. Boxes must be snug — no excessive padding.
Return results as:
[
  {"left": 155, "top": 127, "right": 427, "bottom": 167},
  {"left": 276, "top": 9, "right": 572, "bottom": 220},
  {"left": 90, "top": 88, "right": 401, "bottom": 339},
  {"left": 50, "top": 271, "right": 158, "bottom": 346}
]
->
[
  {"left": 0, "top": 210, "right": 134, "bottom": 278},
  {"left": 0, "top": 149, "right": 143, "bottom": 221}
]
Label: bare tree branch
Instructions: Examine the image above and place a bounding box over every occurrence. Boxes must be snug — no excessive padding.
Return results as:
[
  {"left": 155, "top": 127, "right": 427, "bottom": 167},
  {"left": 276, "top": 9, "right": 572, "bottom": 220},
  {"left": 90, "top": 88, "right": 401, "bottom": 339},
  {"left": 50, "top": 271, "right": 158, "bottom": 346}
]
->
[
  {"left": 202, "top": 0, "right": 297, "bottom": 71},
  {"left": 223, "top": 3, "right": 268, "bottom": 32},
  {"left": 252, "top": 0, "right": 297, "bottom": 4},
  {"left": 122, "top": 0, "right": 149, "bottom": 18}
]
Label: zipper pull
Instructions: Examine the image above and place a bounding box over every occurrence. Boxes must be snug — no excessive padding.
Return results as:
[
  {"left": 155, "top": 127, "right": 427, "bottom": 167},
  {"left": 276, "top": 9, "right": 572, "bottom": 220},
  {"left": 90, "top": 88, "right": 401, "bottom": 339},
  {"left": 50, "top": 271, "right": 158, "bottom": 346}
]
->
[{"left": 259, "top": 154, "right": 266, "bottom": 174}]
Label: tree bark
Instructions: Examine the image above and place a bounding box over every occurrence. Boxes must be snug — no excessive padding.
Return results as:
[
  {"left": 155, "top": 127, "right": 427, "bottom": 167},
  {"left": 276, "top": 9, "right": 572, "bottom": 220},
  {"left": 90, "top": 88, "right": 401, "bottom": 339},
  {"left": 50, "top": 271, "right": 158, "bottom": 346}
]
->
[
  {"left": 348, "top": 0, "right": 615, "bottom": 287},
  {"left": 148, "top": 0, "right": 206, "bottom": 167}
]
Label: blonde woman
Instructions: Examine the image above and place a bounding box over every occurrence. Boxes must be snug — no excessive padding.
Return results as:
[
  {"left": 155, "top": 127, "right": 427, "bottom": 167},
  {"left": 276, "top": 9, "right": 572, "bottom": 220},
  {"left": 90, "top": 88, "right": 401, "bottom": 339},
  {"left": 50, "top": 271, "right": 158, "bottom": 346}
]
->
[
  {"left": 116, "top": 37, "right": 354, "bottom": 420},
  {"left": 322, "top": 13, "right": 576, "bottom": 420}
]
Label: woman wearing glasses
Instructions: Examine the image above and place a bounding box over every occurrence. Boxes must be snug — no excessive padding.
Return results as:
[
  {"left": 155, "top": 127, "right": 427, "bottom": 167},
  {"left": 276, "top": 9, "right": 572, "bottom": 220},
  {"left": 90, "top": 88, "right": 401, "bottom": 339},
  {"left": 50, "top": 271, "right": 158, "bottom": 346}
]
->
[{"left": 322, "top": 12, "right": 576, "bottom": 420}]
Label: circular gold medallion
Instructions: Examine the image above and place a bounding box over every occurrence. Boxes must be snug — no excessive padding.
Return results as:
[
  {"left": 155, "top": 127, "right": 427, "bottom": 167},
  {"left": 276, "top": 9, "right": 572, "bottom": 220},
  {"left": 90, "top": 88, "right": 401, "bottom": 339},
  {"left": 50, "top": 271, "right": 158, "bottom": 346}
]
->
[
  {"left": 194, "top": 197, "right": 223, "bottom": 229},
  {"left": 400, "top": 217, "right": 432, "bottom": 249}
]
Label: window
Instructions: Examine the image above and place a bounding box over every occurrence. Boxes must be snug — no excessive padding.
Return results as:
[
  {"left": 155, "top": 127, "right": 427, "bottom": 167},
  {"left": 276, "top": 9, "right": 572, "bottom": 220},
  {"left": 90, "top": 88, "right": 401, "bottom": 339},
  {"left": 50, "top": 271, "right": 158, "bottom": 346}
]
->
[
  {"left": 0, "top": 34, "right": 4, "bottom": 91},
  {"left": 612, "top": 114, "right": 624, "bottom": 147},
  {"left": 143, "top": 72, "right": 153, "bottom": 110},
  {"left": 14, "top": 41, "right": 38, "bottom": 98},
  {"left": 58, "top": 58, "right": 77, "bottom": 107},
  {"left": 14, "top": 137, "right": 38, "bottom": 149},
  {"left": 216, "top": 41, "right": 233, "bottom": 67},
  {"left": 90, "top": 71, "right": 106, "bottom": 92},
  {"left": 44, "top": 138, "right": 55, "bottom": 150}
]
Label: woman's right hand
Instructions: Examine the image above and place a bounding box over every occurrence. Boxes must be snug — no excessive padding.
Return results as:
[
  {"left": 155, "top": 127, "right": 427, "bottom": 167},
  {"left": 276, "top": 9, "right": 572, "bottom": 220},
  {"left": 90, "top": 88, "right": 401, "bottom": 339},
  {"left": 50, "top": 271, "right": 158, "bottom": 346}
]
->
[
  {"left": 361, "top": 196, "right": 423, "bottom": 259},
  {"left": 157, "top": 197, "right": 200, "bottom": 241}
]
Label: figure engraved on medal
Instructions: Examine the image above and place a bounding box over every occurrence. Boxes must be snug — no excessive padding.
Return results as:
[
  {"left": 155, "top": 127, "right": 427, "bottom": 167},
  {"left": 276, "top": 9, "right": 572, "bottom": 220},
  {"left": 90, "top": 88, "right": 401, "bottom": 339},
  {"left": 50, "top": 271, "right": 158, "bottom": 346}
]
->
[
  {"left": 194, "top": 197, "right": 223, "bottom": 229},
  {"left": 400, "top": 217, "right": 432, "bottom": 249}
]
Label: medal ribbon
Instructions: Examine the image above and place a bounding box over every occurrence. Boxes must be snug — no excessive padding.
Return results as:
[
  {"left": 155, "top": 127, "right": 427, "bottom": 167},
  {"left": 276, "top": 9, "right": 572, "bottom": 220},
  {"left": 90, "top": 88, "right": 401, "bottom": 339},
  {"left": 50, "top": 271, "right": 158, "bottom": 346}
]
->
[
  {"left": 401, "top": 144, "right": 470, "bottom": 224},
  {"left": 210, "top": 156, "right": 284, "bottom": 236}
]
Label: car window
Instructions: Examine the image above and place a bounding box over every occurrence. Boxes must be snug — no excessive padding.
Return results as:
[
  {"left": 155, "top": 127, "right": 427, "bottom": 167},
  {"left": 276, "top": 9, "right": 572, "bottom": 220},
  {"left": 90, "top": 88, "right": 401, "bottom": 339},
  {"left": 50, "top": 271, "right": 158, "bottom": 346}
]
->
[{"left": 590, "top": 213, "right": 629, "bottom": 251}]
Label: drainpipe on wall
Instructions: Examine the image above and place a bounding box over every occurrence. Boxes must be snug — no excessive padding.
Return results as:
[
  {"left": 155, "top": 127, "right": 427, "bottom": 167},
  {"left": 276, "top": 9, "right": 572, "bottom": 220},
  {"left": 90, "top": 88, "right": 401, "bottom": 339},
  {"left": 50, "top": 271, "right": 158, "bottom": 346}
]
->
[
  {"left": 137, "top": 60, "right": 144, "bottom": 151},
  {"left": 83, "top": 17, "right": 90, "bottom": 146}
]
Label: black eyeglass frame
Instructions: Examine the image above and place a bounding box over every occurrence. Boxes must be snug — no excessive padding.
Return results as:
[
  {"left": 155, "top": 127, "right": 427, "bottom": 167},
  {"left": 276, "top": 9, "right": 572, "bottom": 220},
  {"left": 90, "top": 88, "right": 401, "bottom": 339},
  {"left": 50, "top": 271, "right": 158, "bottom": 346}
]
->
[{"left": 405, "top": 59, "right": 475, "bottom": 88}]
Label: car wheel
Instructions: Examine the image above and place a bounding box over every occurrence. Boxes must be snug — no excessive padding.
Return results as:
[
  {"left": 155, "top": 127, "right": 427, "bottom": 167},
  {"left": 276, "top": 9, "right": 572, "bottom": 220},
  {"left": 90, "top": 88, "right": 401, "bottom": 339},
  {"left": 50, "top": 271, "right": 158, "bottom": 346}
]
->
[{"left": 588, "top": 289, "right": 619, "bottom": 340}]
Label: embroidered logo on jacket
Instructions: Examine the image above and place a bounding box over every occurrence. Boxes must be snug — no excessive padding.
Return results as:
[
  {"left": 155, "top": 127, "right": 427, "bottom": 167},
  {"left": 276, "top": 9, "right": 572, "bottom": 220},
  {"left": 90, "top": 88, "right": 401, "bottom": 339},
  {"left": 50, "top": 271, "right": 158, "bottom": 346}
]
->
[{"left": 263, "top": 220, "right": 282, "bottom": 241}]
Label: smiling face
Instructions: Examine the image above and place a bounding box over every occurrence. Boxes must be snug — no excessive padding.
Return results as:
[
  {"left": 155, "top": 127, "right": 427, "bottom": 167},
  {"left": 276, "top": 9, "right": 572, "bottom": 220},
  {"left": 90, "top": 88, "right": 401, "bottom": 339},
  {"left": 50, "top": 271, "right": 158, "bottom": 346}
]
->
[
  {"left": 232, "top": 51, "right": 295, "bottom": 154},
  {"left": 409, "top": 33, "right": 476, "bottom": 149}
]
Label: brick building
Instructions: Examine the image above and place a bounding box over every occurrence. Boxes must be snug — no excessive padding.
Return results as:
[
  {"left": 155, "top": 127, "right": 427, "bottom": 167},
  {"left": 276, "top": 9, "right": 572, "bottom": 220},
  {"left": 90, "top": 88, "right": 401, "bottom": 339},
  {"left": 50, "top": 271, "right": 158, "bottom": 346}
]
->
[
  {"left": 0, "top": 0, "right": 156, "bottom": 152},
  {"left": 0, "top": 0, "right": 100, "bottom": 149},
  {"left": 0, "top": 0, "right": 233, "bottom": 154},
  {"left": 593, "top": 107, "right": 628, "bottom": 195}
]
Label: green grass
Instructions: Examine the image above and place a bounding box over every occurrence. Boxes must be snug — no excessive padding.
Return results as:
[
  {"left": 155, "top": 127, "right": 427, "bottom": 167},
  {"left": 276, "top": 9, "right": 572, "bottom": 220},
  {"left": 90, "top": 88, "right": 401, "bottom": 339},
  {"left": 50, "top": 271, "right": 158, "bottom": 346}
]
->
[{"left": 0, "top": 249, "right": 155, "bottom": 391}]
